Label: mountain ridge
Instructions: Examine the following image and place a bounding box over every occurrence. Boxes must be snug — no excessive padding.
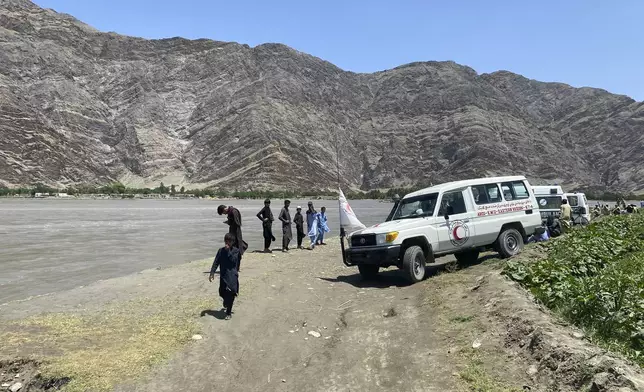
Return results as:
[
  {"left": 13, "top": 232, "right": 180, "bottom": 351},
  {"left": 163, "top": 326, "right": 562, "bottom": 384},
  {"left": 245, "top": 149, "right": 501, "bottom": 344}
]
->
[{"left": 1, "top": 0, "right": 643, "bottom": 192}]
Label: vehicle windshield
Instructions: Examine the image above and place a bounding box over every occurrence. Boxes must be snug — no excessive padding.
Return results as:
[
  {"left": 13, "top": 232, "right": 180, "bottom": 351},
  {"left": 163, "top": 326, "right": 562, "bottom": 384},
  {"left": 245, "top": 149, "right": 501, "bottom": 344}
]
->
[
  {"left": 567, "top": 196, "right": 579, "bottom": 207},
  {"left": 536, "top": 196, "right": 562, "bottom": 210},
  {"left": 392, "top": 193, "right": 439, "bottom": 220}
]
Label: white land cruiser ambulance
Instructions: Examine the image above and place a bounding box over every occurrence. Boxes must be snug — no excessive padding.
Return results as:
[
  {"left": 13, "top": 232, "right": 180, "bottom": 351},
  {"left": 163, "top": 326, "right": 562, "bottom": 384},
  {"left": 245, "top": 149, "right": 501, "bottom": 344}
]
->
[
  {"left": 532, "top": 185, "right": 565, "bottom": 222},
  {"left": 564, "top": 192, "right": 591, "bottom": 225},
  {"left": 343, "top": 176, "right": 542, "bottom": 283}
]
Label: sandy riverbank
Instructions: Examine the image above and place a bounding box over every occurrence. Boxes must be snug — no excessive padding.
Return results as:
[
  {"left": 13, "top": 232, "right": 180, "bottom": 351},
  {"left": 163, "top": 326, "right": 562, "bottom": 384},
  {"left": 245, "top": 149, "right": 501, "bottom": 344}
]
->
[{"left": 1, "top": 241, "right": 642, "bottom": 392}]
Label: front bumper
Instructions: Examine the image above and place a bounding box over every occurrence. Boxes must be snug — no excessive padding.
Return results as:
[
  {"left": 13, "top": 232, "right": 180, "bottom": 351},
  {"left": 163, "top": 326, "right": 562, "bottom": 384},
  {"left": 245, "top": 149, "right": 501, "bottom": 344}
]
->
[{"left": 344, "top": 245, "right": 401, "bottom": 267}]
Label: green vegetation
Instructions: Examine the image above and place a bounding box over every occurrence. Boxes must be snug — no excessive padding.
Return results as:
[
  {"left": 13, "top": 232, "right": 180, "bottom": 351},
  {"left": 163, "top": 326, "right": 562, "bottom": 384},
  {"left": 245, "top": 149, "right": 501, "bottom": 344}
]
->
[
  {"left": 2, "top": 180, "right": 643, "bottom": 201},
  {"left": 451, "top": 315, "right": 474, "bottom": 323},
  {"left": 504, "top": 214, "right": 644, "bottom": 366},
  {"left": 0, "top": 182, "right": 417, "bottom": 200},
  {"left": 0, "top": 183, "right": 332, "bottom": 199}
]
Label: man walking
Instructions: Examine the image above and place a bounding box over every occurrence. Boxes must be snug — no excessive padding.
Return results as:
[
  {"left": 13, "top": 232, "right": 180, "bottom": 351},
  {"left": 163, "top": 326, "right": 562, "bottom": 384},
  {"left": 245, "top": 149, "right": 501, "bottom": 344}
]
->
[
  {"left": 293, "top": 206, "right": 305, "bottom": 249},
  {"left": 279, "top": 200, "right": 293, "bottom": 252},
  {"left": 256, "top": 199, "right": 275, "bottom": 253},
  {"left": 217, "top": 205, "right": 248, "bottom": 269}
]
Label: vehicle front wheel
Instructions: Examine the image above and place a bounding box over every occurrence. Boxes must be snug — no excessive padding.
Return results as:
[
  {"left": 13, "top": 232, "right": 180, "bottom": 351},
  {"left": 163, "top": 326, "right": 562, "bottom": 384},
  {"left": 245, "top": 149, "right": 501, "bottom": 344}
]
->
[
  {"left": 358, "top": 264, "right": 379, "bottom": 280},
  {"left": 496, "top": 228, "right": 524, "bottom": 258},
  {"left": 402, "top": 245, "right": 426, "bottom": 283},
  {"left": 455, "top": 249, "right": 480, "bottom": 265}
]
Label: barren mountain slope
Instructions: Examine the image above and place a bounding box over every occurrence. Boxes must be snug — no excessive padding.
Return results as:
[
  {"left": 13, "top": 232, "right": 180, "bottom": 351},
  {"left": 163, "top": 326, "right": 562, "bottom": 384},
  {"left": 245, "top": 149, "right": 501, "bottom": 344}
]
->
[{"left": 1, "top": 0, "right": 643, "bottom": 191}]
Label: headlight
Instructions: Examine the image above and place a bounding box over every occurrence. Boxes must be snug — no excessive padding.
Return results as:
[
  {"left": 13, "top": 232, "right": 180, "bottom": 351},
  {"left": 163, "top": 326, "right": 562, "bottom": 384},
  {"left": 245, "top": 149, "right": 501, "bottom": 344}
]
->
[{"left": 376, "top": 232, "right": 399, "bottom": 245}]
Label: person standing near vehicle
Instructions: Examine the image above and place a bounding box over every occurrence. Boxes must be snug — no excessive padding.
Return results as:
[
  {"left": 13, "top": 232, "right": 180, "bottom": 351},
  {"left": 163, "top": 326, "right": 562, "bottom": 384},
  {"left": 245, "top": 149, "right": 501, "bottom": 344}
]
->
[
  {"left": 256, "top": 199, "right": 275, "bottom": 253},
  {"left": 560, "top": 199, "right": 572, "bottom": 228},
  {"left": 279, "top": 200, "right": 293, "bottom": 252},
  {"left": 293, "top": 206, "right": 305, "bottom": 249}
]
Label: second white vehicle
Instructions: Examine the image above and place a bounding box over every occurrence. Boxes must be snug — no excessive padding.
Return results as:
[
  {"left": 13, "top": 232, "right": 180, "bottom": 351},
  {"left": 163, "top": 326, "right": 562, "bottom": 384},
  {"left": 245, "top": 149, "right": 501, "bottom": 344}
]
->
[{"left": 343, "top": 176, "right": 542, "bottom": 283}]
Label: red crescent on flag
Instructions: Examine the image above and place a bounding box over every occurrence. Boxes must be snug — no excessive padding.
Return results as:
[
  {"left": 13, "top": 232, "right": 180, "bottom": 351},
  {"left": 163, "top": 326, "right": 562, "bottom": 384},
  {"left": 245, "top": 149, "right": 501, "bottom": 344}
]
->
[{"left": 345, "top": 204, "right": 353, "bottom": 214}]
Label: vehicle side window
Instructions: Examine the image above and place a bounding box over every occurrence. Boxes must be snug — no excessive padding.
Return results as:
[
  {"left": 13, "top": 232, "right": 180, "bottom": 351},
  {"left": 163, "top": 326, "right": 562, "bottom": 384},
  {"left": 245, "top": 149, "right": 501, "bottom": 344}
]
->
[
  {"left": 438, "top": 190, "right": 467, "bottom": 216},
  {"left": 501, "top": 184, "right": 513, "bottom": 201},
  {"left": 512, "top": 181, "right": 530, "bottom": 199},
  {"left": 471, "top": 184, "right": 502, "bottom": 204},
  {"left": 501, "top": 181, "right": 529, "bottom": 201}
]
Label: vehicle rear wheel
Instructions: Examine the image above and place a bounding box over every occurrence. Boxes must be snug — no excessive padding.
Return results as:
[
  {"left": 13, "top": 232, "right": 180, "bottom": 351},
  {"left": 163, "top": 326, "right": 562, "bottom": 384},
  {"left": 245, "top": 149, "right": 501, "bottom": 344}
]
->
[
  {"left": 358, "top": 264, "right": 379, "bottom": 280},
  {"left": 402, "top": 245, "right": 426, "bottom": 283},
  {"left": 455, "top": 249, "right": 480, "bottom": 265},
  {"left": 496, "top": 228, "right": 524, "bottom": 258}
]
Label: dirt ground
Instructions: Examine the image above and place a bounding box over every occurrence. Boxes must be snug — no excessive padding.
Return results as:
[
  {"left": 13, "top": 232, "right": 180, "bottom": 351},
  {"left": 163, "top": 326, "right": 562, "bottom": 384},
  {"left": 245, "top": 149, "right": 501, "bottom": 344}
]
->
[{"left": 1, "top": 240, "right": 643, "bottom": 392}]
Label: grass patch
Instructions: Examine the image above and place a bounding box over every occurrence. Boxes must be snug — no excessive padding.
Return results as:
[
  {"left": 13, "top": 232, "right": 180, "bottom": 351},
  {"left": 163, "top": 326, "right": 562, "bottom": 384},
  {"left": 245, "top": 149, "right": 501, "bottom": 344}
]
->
[
  {"left": 504, "top": 213, "right": 644, "bottom": 366},
  {"left": 0, "top": 295, "right": 212, "bottom": 392},
  {"left": 459, "top": 350, "right": 523, "bottom": 392},
  {"left": 451, "top": 315, "right": 474, "bottom": 323}
]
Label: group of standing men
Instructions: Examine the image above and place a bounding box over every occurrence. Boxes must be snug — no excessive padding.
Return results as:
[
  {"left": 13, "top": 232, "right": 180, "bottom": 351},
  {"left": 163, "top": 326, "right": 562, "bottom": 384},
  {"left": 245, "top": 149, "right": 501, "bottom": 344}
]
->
[
  {"left": 211, "top": 202, "right": 329, "bottom": 320},
  {"left": 256, "top": 199, "right": 329, "bottom": 252},
  {"left": 217, "top": 200, "right": 330, "bottom": 257}
]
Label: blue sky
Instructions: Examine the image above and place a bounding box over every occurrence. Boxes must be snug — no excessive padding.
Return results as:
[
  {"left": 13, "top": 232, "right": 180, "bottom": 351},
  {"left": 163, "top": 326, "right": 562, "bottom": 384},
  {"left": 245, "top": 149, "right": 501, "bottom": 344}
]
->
[{"left": 33, "top": 0, "right": 644, "bottom": 101}]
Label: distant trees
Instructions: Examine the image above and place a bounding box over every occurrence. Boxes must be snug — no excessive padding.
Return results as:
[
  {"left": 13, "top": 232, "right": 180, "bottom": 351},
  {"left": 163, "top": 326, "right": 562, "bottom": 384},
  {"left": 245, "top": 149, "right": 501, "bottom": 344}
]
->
[
  {"left": 157, "top": 182, "right": 168, "bottom": 194},
  {"left": 8, "top": 182, "right": 638, "bottom": 201}
]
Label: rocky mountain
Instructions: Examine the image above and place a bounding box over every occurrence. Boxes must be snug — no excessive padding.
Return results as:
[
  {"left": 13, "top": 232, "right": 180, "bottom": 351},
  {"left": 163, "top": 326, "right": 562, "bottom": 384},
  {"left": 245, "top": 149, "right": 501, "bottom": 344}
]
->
[{"left": 1, "top": 0, "right": 643, "bottom": 192}]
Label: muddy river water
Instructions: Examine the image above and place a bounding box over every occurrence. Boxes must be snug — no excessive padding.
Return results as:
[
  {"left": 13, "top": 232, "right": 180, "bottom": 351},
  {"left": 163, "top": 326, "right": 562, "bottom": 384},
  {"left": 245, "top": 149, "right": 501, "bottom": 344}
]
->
[{"left": 0, "top": 199, "right": 392, "bottom": 304}]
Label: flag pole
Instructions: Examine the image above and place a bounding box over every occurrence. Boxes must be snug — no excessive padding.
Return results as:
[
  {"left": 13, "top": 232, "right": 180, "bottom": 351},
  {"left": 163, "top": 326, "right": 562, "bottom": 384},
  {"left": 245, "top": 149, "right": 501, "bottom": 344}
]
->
[{"left": 335, "top": 127, "right": 348, "bottom": 265}]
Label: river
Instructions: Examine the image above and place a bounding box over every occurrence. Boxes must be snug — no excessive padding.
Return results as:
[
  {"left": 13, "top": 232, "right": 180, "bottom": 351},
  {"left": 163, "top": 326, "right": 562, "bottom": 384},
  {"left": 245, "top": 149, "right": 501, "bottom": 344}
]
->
[{"left": 0, "top": 199, "right": 393, "bottom": 304}]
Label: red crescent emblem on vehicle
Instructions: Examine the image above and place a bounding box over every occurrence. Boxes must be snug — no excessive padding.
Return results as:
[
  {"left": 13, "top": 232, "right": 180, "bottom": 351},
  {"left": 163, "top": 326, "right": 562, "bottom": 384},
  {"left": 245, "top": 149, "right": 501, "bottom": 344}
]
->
[
  {"left": 448, "top": 221, "right": 470, "bottom": 246},
  {"left": 453, "top": 226, "right": 463, "bottom": 240}
]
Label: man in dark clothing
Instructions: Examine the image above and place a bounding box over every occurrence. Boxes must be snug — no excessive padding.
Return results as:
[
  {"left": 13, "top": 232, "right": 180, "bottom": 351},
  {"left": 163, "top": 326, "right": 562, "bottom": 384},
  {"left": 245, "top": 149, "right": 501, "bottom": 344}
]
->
[
  {"left": 217, "top": 205, "right": 248, "bottom": 270},
  {"left": 546, "top": 216, "right": 563, "bottom": 238},
  {"left": 256, "top": 199, "right": 275, "bottom": 253},
  {"left": 209, "top": 233, "right": 240, "bottom": 320},
  {"left": 293, "top": 206, "right": 305, "bottom": 249},
  {"left": 279, "top": 199, "right": 293, "bottom": 252}
]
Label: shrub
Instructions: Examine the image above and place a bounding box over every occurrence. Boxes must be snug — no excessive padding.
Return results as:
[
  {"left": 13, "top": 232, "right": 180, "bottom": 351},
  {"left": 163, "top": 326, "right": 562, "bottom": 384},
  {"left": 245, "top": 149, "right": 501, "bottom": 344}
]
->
[{"left": 505, "top": 214, "right": 644, "bottom": 366}]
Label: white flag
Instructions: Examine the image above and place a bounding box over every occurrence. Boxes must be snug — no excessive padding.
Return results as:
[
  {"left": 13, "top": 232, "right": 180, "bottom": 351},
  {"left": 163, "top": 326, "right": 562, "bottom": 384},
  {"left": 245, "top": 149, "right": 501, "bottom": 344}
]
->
[{"left": 338, "top": 188, "right": 366, "bottom": 232}]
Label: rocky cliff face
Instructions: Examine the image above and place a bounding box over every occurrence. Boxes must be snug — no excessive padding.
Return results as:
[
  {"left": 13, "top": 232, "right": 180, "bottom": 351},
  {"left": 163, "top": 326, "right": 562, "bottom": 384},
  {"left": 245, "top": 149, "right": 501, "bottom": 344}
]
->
[{"left": 1, "top": 0, "right": 643, "bottom": 192}]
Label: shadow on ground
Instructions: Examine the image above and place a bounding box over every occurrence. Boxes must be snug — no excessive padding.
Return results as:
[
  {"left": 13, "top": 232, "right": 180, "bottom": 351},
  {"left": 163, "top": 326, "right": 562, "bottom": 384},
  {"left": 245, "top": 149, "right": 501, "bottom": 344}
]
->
[
  {"left": 321, "top": 253, "right": 501, "bottom": 289},
  {"left": 200, "top": 309, "right": 228, "bottom": 320}
]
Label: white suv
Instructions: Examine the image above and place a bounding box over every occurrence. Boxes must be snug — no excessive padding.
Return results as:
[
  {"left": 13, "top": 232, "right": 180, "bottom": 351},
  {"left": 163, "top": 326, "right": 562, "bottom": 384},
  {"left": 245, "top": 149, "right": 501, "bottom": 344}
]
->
[{"left": 343, "top": 176, "right": 542, "bottom": 283}]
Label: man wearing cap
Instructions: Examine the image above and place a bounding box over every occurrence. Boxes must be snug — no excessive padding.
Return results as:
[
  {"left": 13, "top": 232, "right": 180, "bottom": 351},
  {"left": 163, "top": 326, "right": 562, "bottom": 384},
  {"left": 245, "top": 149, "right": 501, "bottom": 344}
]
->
[
  {"left": 293, "top": 205, "right": 305, "bottom": 249},
  {"left": 256, "top": 199, "right": 275, "bottom": 253},
  {"left": 278, "top": 199, "right": 293, "bottom": 252}
]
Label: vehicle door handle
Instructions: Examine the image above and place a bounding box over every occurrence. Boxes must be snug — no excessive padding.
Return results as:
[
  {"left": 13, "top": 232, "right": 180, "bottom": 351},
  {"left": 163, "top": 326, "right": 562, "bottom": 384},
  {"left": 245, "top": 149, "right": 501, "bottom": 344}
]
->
[{"left": 525, "top": 209, "right": 533, "bottom": 215}]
